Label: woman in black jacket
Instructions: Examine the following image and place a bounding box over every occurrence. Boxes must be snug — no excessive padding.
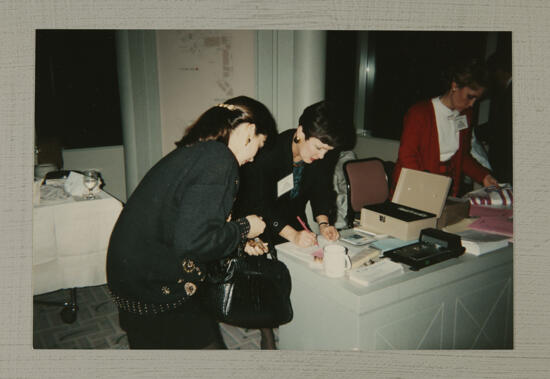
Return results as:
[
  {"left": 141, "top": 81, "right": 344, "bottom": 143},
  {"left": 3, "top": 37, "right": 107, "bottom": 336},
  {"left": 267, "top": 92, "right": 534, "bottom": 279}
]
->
[
  {"left": 106, "top": 101, "right": 276, "bottom": 349},
  {"left": 233, "top": 100, "right": 352, "bottom": 348}
]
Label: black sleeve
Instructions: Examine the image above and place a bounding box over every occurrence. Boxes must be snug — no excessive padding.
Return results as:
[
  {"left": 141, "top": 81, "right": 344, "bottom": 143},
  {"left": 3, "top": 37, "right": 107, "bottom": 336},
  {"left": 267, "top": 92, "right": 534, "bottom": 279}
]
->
[
  {"left": 310, "top": 151, "right": 338, "bottom": 219},
  {"left": 234, "top": 146, "right": 282, "bottom": 240},
  {"left": 173, "top": 153, "right": 248, "bottom": 263}
]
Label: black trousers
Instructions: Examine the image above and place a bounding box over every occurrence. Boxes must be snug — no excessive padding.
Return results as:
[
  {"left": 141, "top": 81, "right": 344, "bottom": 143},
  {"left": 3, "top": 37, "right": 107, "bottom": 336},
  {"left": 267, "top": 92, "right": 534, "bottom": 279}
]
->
[{"left": 118, "top": 298, "right": 225, "bottom": 349}]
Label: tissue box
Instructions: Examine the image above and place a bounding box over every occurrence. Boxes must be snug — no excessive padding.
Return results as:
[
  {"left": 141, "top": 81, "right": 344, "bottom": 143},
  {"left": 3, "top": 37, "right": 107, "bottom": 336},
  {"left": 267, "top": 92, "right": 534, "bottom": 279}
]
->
[{"left": 357, "top": 168, "right": 451, "bottom": 241}]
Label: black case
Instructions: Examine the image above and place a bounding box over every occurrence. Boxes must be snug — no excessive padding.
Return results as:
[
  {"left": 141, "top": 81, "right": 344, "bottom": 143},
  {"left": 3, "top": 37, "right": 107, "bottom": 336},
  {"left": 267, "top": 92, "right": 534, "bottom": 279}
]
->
[
  {"left": 363, "top": 201, "right": 436, "bottom": 222},
  {"left": 383, "top": 228, "right": 465, "bottom": 271}
]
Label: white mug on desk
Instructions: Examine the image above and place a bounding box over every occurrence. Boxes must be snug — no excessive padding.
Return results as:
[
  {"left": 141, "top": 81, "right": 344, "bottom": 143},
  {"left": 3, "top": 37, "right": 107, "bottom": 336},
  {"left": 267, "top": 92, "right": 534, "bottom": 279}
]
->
[{"left": 323, "top": 244, "right": 351, "bottom": 278}]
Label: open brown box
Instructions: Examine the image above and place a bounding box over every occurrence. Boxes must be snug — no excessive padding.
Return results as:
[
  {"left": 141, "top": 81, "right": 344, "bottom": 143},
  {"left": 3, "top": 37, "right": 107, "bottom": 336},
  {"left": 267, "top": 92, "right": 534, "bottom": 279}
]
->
[{"left": 357, "top": 168, "right": 452, "bottom": 241}]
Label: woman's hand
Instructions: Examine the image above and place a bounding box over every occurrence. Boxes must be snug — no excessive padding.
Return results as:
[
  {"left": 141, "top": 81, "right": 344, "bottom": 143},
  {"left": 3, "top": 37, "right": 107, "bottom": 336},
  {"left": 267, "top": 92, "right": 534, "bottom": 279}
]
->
[
  {"left": 319, "top": 223, "right": 339, "bottom": 241},
  {"left": 482, "top": 174, "right": 498, "bottom": 187},
  {"left": 244, "top": 238, "right": 269, "bottom": 256},
  {"left": 245, "top": 215, "right": 266, "bottom": 238},
  {"left": 292, "top": 230, "right": 317, "bottom": 248}
]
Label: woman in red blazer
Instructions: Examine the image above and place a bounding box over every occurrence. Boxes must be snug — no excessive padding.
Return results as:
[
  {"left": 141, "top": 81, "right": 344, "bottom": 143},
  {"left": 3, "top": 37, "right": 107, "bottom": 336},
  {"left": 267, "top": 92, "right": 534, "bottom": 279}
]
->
[{"left": 392, "top": 58, "right": 498, "bottom": 197}]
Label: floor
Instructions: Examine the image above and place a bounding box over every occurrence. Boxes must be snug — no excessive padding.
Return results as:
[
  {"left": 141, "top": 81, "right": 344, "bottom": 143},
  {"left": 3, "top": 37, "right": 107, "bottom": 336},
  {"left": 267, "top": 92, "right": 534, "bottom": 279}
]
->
[{"left": 33, "top": 284, "right": 276, "bottom": 350}]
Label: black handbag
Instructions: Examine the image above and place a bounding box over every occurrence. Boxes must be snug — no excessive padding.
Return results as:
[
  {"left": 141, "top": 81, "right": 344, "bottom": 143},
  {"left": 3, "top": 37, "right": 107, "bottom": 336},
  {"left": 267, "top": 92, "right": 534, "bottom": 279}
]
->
[{"left": 202, "top": 247, "right": 293, "bottom": 329}]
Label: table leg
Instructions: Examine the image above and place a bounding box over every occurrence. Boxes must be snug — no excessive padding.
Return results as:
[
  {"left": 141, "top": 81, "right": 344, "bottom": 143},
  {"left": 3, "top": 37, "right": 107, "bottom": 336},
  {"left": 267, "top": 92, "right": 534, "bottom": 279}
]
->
[{"left": 60, "top": 288, "right": 78, "bottom": 324}]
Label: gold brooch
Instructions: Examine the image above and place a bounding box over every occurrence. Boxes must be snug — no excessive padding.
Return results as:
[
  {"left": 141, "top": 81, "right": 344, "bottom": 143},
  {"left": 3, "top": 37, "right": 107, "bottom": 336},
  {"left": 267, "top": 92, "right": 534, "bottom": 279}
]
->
[
  {"left": 182, "top": 259, "right": 196, "bottom": 273},
  {"left": 184, "top": 282, "right": 197, "bottom": 296}
]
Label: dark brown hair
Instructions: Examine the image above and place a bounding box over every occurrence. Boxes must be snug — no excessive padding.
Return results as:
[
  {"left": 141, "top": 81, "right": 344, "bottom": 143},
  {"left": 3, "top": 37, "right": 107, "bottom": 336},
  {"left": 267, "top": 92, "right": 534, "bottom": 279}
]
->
[
  {"left": 175, "top": 106, "right": 253, "bottom": 147},
  {"left": 224, "top": 96, "right": 278, "bottom": 147},
  {"left": 299, "top": 100, "right": 350, "bottom": 149},
  {"left": 445, "top": 57, "right": 490, "bottom": 91}
]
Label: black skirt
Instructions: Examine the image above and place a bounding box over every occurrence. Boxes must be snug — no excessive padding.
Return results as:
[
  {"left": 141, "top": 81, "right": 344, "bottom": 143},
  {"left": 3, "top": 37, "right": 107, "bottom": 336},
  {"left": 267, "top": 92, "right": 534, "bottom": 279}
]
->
[{"left": 118, "top": 296, "right": 224, "bottom": 349}]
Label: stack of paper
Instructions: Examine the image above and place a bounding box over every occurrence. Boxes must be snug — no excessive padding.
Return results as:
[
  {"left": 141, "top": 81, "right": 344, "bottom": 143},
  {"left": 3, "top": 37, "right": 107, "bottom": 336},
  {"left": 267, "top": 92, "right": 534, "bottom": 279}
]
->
[
  {"left": 467, "top": 216, "right": 513, "bottom": 238},
  {"left": 339, "top": 229, "right": 376, "bottom": 246},
  {"left": 456, "top": 229, "right": 510, "bottom": 256},
  {"left": 278, "top": 241, "right": 325, "bottom": 263},
  {"left": 348, "top": 258, "right": 404, "bottom": 286}
]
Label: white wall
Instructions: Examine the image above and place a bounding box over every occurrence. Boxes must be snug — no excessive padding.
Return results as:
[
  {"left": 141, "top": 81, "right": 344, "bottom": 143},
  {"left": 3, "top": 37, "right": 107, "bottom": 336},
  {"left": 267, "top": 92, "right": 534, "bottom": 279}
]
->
[
  {"left": 155, "top": 30, "right": 257, "bottom": 156},
  {"left": 62, "top": 145, "right": 127, "bottom": 202},
  {"left": 353, "top": 134, "right": 400, "bottom": 162}
]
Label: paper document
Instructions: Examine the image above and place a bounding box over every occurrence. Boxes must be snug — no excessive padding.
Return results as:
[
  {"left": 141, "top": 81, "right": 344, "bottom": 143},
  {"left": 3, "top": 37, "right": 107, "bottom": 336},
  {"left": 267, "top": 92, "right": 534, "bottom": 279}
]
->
[
  {"left": 339, "top": 229, "right": 376, "bottom": 246},
  {"left": 468, "top": 216, "right": 513, "bottom": 237},
  {"left": 457, "top": 229, "right": 510, "bottom": 256},
  {"left": 348, "top": 258, "right": 404, "bottom": 286},
  {"left": 277, "top": 235, "right": 332, "bottom": 263},
  {"left": 469, "top": 204, "right": 513, "bottom": 218}
]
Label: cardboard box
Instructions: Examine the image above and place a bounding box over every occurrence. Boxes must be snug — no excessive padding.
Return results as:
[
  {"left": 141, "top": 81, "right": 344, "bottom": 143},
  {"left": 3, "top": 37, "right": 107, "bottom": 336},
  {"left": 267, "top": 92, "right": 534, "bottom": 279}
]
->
[
  {"left": 436, "top": 197, "right": 470, "bottom": 229},
  {"left": 358, "top": 168, "right": 451, "bottom": 241}
]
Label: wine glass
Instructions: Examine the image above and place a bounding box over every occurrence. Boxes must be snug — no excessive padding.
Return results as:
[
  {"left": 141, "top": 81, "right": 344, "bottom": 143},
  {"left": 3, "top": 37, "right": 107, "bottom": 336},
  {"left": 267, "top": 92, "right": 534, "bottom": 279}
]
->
[{"left": 82, "top": 170, "right": 99, "bottom": 200}]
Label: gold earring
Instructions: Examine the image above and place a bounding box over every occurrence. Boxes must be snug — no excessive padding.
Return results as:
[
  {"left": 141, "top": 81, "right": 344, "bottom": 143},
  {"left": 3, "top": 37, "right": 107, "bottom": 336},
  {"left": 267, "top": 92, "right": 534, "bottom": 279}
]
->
[{"left": 293, "top": 136, "right": 300, "bottom": 143}]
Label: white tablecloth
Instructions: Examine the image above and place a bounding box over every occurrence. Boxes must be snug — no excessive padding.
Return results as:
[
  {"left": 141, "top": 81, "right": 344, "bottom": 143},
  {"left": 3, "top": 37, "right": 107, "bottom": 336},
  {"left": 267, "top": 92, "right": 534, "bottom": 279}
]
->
[{"left": 32, "top": 191, "right": 123, "bottom": 295}]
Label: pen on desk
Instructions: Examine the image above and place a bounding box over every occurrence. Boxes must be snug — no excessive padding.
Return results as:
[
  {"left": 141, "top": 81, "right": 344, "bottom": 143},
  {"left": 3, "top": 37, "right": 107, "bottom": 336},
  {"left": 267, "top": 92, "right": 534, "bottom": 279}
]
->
[{"left": 296, "top": 216, "right": 319, "bottom": 246}]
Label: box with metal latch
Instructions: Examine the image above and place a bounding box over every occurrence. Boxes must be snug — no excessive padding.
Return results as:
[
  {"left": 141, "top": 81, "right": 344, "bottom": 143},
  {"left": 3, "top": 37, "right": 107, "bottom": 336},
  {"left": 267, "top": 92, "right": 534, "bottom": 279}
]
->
[{"left": 357, "top": 168, "right": 451, "bottom": 240}]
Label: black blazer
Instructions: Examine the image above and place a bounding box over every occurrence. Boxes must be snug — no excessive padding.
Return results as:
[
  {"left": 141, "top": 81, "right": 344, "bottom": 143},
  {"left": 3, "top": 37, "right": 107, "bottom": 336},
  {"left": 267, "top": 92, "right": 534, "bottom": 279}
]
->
[
  {"left": 106, "top": 141, "right": 249, "bottom": 306},
  {"left": 234, "top": 129, "right": 337, "bottom": 244}
]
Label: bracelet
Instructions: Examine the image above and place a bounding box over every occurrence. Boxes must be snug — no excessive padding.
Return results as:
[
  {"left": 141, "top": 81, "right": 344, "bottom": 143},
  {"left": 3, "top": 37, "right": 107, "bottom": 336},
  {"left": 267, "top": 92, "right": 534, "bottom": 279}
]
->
[{"left": 318, "top": 222, "right": 329, "bottom": 226}]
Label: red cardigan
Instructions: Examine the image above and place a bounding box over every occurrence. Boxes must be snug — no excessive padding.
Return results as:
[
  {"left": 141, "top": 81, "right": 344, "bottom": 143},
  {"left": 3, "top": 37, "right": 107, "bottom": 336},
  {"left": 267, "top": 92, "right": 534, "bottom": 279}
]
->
[{"left": 392, "top": 100, "right": 489, "bottom": 196}]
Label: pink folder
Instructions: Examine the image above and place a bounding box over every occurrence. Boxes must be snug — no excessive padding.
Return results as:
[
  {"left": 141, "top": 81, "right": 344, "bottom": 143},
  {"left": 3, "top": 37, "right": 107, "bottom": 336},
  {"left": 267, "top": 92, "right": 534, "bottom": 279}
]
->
[{"left": 468, "top": 216, "right": 513, "bottom": 238}]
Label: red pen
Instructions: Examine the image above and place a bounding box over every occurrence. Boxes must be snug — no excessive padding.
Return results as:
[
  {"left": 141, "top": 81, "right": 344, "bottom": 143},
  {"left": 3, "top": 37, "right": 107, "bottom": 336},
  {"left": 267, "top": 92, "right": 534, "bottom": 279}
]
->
[{"left": 296, "top": 216, "right": 319, "bottom": 246}]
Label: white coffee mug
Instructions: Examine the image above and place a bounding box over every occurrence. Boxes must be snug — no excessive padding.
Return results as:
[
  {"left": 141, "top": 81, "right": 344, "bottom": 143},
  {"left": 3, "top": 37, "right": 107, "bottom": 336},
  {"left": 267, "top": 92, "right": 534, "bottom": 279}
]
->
[{"left": 323, "top": 244, "right": 352, "bottom": 278}]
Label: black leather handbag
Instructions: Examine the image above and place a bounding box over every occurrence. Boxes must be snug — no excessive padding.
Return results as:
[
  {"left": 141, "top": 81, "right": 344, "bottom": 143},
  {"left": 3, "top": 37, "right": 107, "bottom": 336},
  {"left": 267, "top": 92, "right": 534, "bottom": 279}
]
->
[{"left": 202, "top": 247, "right": 293, "bottom": 329}]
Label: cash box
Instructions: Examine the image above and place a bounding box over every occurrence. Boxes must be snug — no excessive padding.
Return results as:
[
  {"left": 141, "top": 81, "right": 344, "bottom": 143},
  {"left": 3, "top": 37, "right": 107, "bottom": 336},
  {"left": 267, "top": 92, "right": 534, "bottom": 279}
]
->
[
  {"left": 383, "top": 228, "right": 465, "bottom": 270},
  {"left": 357, "top": 168, "right": 451, "bottom": 241}
]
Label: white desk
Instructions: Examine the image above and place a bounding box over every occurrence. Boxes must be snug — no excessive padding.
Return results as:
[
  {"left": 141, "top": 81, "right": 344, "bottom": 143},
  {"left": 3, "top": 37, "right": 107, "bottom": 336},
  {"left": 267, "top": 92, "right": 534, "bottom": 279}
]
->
[
  {"left": 33, "top": 191, "right": 123, "bottom": 295},
  {"left": 276, "top": 240, "right": 513, "bottom": 350}
]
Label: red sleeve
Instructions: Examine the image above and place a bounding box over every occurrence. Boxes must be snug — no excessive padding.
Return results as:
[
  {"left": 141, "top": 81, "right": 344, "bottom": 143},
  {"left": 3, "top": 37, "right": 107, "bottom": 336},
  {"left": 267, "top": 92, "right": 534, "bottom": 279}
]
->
[
  {"left": 392, "top": 104, "right": 430, "bottom": 191},
  {"left": 397, "top": 107, "right": 426, "bottom": 171}
]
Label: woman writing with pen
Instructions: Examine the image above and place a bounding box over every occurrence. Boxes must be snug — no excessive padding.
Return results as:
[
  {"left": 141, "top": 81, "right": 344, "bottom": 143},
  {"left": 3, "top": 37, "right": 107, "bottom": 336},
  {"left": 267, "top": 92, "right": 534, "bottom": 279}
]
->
[
  {"left": 232, "top": 100, "right": 352, "bottom": 349},
  {"left": 234, "top": 100, "right": 352, "bottom": 248}
]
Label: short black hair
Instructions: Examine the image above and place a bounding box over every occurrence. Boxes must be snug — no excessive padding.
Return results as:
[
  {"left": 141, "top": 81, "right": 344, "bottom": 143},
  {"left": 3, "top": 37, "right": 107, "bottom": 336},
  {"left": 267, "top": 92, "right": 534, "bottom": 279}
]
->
[{"left": 299, "top": 100, "right": 353, "bottom": 150}]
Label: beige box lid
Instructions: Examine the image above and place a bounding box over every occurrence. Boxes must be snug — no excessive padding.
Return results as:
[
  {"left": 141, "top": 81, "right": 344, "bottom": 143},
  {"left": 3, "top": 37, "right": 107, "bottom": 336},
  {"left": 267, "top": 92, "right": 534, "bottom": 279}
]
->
[{"left": 392, "top": 168, "right": 452, "bottom": 217}]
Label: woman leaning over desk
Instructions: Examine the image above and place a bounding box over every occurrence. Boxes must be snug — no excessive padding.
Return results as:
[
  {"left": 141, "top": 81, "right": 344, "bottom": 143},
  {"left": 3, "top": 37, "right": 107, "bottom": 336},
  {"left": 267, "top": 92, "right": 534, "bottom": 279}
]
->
[
  {"left": 233, "top": 100, "right": 350, "bottom": 349},
  {"left": 236, "top": 100, "right": 351, "bottom": 247},
  {"left": 391, "top": 58, "right": 498, "bottom": 197},
  {"left": 106, "top": 102, "right": 275, "bottom": 349}
]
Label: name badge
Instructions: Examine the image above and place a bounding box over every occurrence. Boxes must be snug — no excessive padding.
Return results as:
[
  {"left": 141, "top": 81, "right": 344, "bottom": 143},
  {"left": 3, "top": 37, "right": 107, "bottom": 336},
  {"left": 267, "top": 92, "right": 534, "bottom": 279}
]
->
[
  {"left": 277, "top": 173, "right": 294, "bottom": 197},
  {"left": 454, "top": 115, "right": 468, "bottom": 131}
]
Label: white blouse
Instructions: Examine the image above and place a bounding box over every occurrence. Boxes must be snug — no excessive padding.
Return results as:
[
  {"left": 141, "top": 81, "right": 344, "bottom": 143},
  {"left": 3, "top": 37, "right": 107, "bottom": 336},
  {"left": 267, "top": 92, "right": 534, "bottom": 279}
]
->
[{"left": 432, "top": 97, "right": 461, "bottom": 162}]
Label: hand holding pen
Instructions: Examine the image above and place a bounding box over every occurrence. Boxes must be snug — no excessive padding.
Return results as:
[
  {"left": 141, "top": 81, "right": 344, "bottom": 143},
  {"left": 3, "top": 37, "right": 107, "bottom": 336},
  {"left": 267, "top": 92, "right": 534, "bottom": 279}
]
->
[{"left": 294, "top": 216, "right": 318, "bottom": 248}]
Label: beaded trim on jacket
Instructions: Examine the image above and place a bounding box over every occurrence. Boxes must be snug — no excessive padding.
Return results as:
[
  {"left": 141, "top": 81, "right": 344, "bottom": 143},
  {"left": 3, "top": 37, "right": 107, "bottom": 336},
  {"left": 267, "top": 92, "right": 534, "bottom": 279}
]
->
[
  {"left": 109, "top": 289, "right": 188, "bottom": 315},
  {"left": 109, "top": 257, "right": 206, "bottom": 315},
  {"left": 110, "top": 219, "right": 250, "bottom": 315}
]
